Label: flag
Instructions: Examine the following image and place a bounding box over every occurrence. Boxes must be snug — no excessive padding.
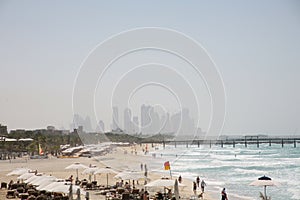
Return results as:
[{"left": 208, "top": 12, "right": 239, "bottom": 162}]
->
[
  {"left": 164, "top": 161, "right": 170, "bottom": 170},
  {"left": 38, "top": 144, "right": 44, "bottom": 155}
]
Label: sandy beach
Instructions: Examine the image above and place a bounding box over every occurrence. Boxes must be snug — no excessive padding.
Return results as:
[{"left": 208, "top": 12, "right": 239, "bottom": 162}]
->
[{"left": 0, "top": 144, "right": 213, "bottom": 200}]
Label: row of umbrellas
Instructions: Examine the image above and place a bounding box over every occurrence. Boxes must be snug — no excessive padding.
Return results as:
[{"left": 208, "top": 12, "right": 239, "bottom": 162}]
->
[
  {"left": 65, "top": 163, "right": 150, "bottom": 186},
  {"left": 7, "top": 166, "right": 280, "bottom": 199},
  {"left": 7, "top": 168, "right": 82, "bottom": 195}
]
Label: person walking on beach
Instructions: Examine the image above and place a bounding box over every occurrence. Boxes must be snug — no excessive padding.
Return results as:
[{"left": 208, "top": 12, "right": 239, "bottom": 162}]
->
[
  {"left": 178, "top": 175, "right": 182, "bottom": 183},
  {"left": 201, "top": 180, "right": 206, "bottom": 193},
  {"left": 221, "top": 188, "right": 228, "bottom": 200},
  {"left": 196, "top": 176, "right": 200, "bottom": 187},
  {"left": 193, "top": 181, "right": 197, "bottom": 195}
]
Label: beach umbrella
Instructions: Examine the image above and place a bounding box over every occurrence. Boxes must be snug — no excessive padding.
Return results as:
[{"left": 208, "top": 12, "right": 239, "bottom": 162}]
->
[
  {"left": 36, "top": 179, "right": 63, "bottom": 191},
  {"left": 174, "top": 179, "right": 179, "bottom": 200},
  {"left": 114, "top": 171, "right": 150, "bottom": 182},
  {"left": 250, "top": 175, "right": 280, "bottom": 199},
  {"left": 82, "top": 167, "right": 99, "bottom": 182},
  {"left": 65, "top": 163, "right": 88, "bottom": 180},
  {"left": 94, "top": 167, "right": 117, "bottom": 187},
  {"left": 38, "top": 181, "right": 66, "bottom": 191},
  {"left": 24, "top": 174, "right": 44, "bottom": 184},
  {"left": 145, "top": 178, "right": 185, "bottom": 188},
  {"left": 17, "top": 172, "right": 35, "bottom": 180},
  {"left": 7, "top": 168, "right": 31, "bottom": 176},
  {"left": 46, "top": 182, "right": 82, "bottom": 194},
  {"left": 30, "top": 176, "right": 56, "bottom": 186}
]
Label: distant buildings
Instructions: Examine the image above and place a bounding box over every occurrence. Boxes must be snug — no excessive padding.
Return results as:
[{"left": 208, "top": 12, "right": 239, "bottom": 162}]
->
[
  {"left": 71, "top": 104, "right": 202, "bottom": 135},
  {"left": 111, "top": 106, "right": 119, "bottom": 131},
  {"left": 0, "top": 124, "right": 8, "bottom": 135}
]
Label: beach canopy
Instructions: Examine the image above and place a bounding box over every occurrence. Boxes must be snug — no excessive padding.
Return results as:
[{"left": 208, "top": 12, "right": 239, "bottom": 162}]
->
[
  {"left": 65, "top": 163, "right": 88, "bottom": 179},
  {"left": 250, "top": 175, "right": 280, "bottom": 199},
  {"left": 82, "top": 167, "right": 99, "bottom": 182},
  {"left": 82, "top": 167, "right": 99, "bottom": 175},
  {"left": 94, "top": 167, "right": 118, "bottom": 187},
  {"left": 7, "top": 168, "right": 31, "bottom": 176},
  {"left": 17, "top": 172, "right": 35, "bottom": 180},
  {"left": 145, "top": 178, "right": 185, "bottom": 188},
  {"left": 114, "top": 171, "right": 149, "bottom": 181}
]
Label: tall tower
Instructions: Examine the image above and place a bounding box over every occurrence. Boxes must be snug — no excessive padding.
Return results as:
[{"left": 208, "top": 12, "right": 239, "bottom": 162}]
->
[
  {"left": 124, "top": 108, "right": 133, "bottom": 134},
  {"left": 112, "top": 106, "right": 119, "bottom": 131},
  {"left": 141, "top": 104, "right": 151, "bottom": 134},
  {"left": 133, "top": 116, "right": 139, "bottom": 134}
]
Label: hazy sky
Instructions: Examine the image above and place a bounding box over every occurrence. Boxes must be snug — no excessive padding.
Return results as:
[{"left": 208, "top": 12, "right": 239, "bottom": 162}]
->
[{"left": 0, "top": 1, "right": 299, "bottom": 135}]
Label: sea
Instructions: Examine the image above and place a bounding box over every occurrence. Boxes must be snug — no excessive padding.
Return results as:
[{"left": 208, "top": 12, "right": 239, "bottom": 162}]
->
[{"left": 145, "top": 142, "right": 300, "bottom": 200}]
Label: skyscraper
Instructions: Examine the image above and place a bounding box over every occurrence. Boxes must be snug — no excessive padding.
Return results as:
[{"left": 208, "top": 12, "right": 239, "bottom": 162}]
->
[
  {"left": 133, "top": 116, "right": 139, "bottom": 134},
  {"left": 124, "top": 108, "right": 133, "bottom": 134},
  {"left": 96, "top": 120, "right": 105, "bottom": 133},
  {"left": 141, "top": 104, "right": 151, "bottom": 134},
  {"left": 112, "top": 106, "right": 119, "bottom": 131}
]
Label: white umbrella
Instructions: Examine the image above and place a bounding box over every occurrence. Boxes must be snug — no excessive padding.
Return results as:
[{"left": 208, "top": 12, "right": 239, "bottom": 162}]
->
[
  {"left": 250, "top": 175, "right": 280, "bottom": 199},
  {"left": 145, "top": 178, "right": 185, "bottom": 188},
  {"left": 65, "top": 163, "right": 88, "bottom": 180},
  {"left": 24, "top": 174, "right": 44, "bottom": 184},
  {"left": 7, "top": 168, "right": 31, "bottom": 176},
  {"left": 30, "top": 176, "right": 56, "bottom": 186},
  {"left": 36, "top": 179, "right": 63, "bottom": 191},
  {"left": 46, "top": 182, "right": 82, "bottom": 194},
  {"left": 114, "top": 171, "right": 150, "bottom": 181},
  {"left": 94, "top": 167, "right": 117, "bottom": 187},
  {"left": 82, "top": 167, "right": 99, "bottom": 182},
  {"left": 17, "top": 172, "right": 35, "bottom": 180},
  {"left": 38, "top": 181, "right": 66, "bottom": 191}
]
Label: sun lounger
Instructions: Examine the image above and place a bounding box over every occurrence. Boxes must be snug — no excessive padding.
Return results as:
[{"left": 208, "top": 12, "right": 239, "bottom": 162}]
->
[
  {"left": 1, "top": 182, "right": 7, "bottom": 189},
  {"left": 6, "top": 190, "right": 16, "bottom": 199}
]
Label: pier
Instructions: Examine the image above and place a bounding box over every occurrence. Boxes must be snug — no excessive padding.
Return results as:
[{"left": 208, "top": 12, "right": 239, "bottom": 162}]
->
[{"left": 143, "top": 136, "right": 300, "bottom": 148}]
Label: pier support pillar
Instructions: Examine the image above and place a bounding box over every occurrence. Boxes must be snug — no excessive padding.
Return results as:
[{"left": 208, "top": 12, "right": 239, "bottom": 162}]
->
[
  {"left": 294, "top": 139, "right": 296, "bottom": 148},
  {"left": 245, "top": 140, "right": 247, "bottom": 148},
  {"left": 163, "top": 141, "right": 165, "bottom": 149},
  {"left": 269, "top": 140, "right": 271, "bottom": 146},
  {"left": 233, "top": 140, "right": 235, "bottom": 148},
  {"left": 186, "top": 142, "right": 188, "bottom": 148},
  {"left": 209, "top": 140, "right": 212, "bottom": 148},
  {"left": 221, "top": 140, "right": 223, "bottom": 148},
  {"left": 282, "top": 139, "right": 284, "bottom": 148},
  {"left": 174, "top": 141, "right": 176, "bottom": 148},
  {"left": 197, "top": 141, "right": 200, "bottom": 148},
  {"left": 257, "top": 138, "right": 259, "bottom": 148}
]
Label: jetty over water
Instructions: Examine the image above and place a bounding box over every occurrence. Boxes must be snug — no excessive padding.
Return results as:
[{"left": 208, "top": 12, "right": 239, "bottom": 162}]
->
[{"left": 143, "top": 136, "right": 300, "bottom": 148}]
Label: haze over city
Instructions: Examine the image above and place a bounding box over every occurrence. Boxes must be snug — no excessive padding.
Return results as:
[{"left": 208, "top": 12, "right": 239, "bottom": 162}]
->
[{"left": 0, "top": 1, "right": 299, "bottom": 135}]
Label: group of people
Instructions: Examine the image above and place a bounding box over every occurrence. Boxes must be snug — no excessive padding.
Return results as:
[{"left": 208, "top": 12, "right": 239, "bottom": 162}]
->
[{"left": 192, "top": 176, "right": 206, "bottom": 195}]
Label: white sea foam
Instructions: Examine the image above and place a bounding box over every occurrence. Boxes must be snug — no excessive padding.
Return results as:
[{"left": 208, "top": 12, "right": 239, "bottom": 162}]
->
[{"left": 158, "top": 144, "right": 300, "bottom": 200}]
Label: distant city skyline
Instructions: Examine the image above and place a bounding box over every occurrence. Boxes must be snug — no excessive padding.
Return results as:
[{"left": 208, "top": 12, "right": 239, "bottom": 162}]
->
[
  {"left": 0, "top": 1, "right": 299, "bottom": 135},
  {"left": 71, "top": 104, "right": 203, "bottom": 136}
]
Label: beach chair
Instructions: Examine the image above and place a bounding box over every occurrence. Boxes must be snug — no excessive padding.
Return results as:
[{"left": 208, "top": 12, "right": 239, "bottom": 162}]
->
[
  {"left": 85, "top": 183, "right": 93, "bottom": 190},
  {"left": 6, "top": 190, "right": 16, "bottom": 199},
  {"left": 122, "top": 192, "right": 130, "bottom": 200},
  {"left": 1, "top": 182, "right": 7, "bottom": 189}
]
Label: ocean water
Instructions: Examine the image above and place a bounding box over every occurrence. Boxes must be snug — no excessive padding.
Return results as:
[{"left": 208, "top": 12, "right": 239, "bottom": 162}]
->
[{"left": 146, "top": 143, "right": 300, "bottom": 200}]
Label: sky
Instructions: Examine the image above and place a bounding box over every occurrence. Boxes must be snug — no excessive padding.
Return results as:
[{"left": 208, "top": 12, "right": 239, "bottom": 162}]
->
[{"left": 0, "top": 1, "right": 299, "bottom": 135}]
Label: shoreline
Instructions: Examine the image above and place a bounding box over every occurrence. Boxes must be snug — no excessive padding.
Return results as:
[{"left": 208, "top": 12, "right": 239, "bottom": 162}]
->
[{"left": 0, "top": 144, "right": 214, "bottom": 200}]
